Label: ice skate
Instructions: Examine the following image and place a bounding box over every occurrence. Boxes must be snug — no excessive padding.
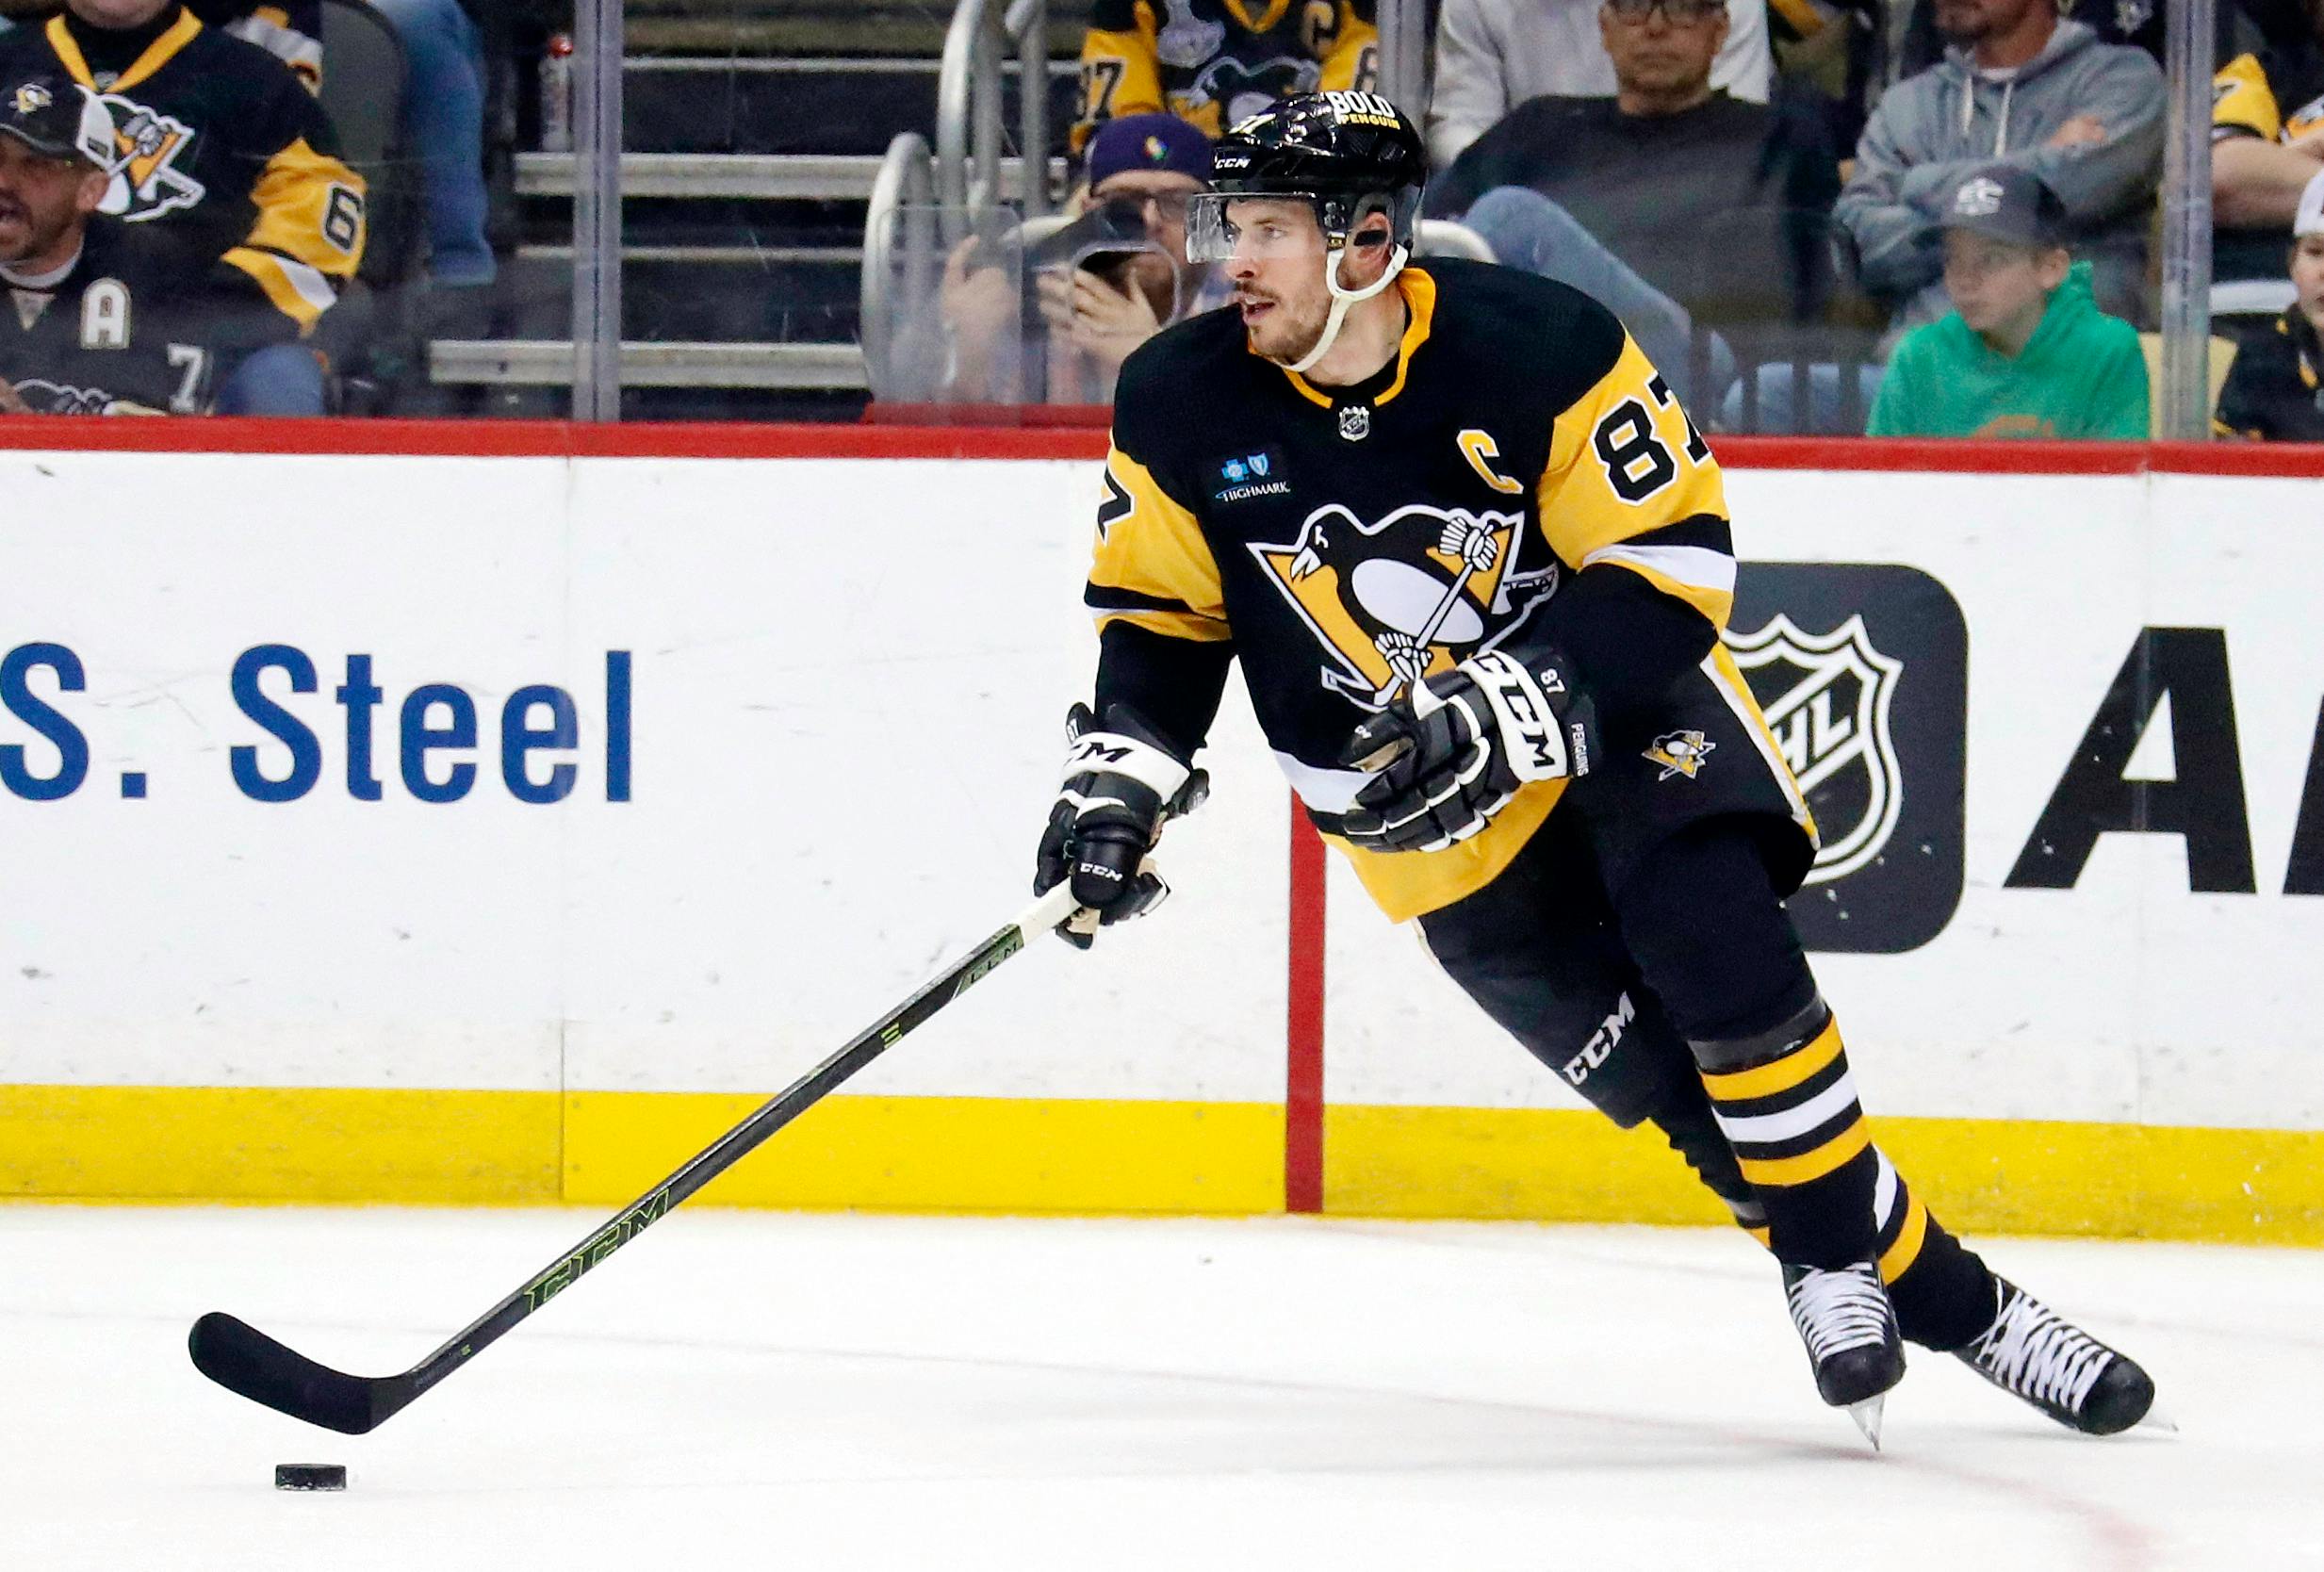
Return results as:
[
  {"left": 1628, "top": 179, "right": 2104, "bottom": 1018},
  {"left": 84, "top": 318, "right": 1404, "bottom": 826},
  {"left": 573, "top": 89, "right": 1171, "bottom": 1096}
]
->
[
  {"left": 1955, "top": 1275, "right": 2154, "bottom": 1435},
  {"left": 1783, "top": 1260, "right": 1907, "bottom": 1447}
]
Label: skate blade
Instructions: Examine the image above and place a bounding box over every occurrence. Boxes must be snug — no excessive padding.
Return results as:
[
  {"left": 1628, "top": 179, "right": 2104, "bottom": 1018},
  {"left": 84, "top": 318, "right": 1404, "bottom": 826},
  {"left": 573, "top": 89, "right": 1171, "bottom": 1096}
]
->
[
  {"left": 1846, "top": 1394, "right": 1885, "bottom": 1450},
  {"left": 2136, "top": 1404, "right": 2180, "bottom": 1435}
]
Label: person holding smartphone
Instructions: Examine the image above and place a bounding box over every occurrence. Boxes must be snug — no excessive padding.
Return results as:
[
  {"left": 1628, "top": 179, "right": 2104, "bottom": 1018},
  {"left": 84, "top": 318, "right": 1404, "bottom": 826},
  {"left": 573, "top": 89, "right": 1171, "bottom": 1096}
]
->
[{"left": 939, "top": 113, "right": 1222, "bottom": 404}]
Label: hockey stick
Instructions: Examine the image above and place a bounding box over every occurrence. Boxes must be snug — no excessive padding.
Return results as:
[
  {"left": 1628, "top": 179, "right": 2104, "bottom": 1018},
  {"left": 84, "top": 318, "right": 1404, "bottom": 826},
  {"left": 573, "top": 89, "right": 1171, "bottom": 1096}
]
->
[{"left": 188, "top": 881, "right": 1085, "bottom": 1435}]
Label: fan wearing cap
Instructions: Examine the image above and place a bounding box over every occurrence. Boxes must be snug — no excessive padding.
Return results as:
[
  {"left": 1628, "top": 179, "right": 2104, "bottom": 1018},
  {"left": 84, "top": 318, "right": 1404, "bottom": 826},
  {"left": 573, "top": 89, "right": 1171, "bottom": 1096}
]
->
[
  {"left": 2215, "top": 169, "right": 2324, "bottom": 441},
  {"left": 1867, "top": 162, "right": 2147, "bottom": 438},
  {"left": 939, "top": 113, "right": 1221, "bottom": 401},
  {"left": 1042, "top": 115, "right": 1225, "bottom": 386},
  {"left": 1, "top": 71, "right": 295, "bottom": 414}
]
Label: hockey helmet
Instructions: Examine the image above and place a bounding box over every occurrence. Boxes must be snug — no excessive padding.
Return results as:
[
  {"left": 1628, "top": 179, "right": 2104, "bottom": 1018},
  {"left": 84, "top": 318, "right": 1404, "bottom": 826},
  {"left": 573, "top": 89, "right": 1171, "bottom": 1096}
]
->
[
  {"left": 1187, "top": 92, "right": 1426, "bottom": 373},
  {"left": 1187, "top": 91, "right": 1427, "bottom": 267}
]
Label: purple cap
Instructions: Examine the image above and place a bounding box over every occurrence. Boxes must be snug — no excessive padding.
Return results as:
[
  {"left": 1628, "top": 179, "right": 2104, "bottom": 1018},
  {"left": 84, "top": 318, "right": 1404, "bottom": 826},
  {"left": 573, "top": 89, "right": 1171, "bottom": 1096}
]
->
[{"left": 1085, "top": 113, "right": 1213, "bottom": 189}]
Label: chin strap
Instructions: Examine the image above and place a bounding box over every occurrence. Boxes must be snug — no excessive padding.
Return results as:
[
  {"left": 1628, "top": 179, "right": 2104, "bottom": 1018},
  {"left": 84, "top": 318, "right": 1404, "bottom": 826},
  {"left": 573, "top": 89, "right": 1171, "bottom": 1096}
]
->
[{"left": 1281, "top": 237, "right": 1410, "bottom": 375}]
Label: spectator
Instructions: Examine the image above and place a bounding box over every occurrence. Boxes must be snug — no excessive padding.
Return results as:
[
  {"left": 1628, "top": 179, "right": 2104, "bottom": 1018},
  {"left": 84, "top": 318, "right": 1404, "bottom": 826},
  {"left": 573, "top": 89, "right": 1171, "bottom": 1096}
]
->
[
  {"left": 2212, "top": 0, "right": 2324, "bottom": 306},
  {"left": 1834, "top": 0, "right": 2163, "bottom": 337},
  {"left": 365, "top": 0, "right": 494, "bottom": 288},
  {"left": 1894, "top": 0, "right": 2165, "bottom": 81},
  {"left": 188, "top": 1, "right": 322, "bottom": 92},
  {"left": 940, "top": 114, "right": 1221, "bottom": 403},
  {"left": 1, "top": 73, "right": 296, "bottom": 413},
  {"left": 0, "top": 0, "right": 367, "bottom": 415},
  {"left": 2216, "top": 170, "right": 2324, "bottom": 439},
  {"left": 1072, "top": 0, "right": 1376, "bottom": 156},
  {"left": 1429, "top": 0, "right": 1774, "bottom": 167},
  {"left": 1866, "top": 163, "right": 2147, "bottom": 437},
  {"left": 1426, "top": 0, "right": 1841, "bottom": 393}
]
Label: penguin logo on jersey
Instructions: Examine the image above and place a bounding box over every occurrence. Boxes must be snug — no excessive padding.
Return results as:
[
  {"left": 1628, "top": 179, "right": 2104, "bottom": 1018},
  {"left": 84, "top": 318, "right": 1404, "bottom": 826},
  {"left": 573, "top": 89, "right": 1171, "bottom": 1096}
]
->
[
  {"left": 1727, "top": 613, "right": 1904, "bottom": 884},
  {"left": 12, "top": 83, "right": 54, "bottom": 116},
  {"left": 1250, "top": 501, "right": 1558, "bottom": 709},
  {"left": 90, "top": 95, "right": 206, "bottom": 224},
  {"left": 1187, "top": 55, "right": 1323, "bottom": 125},
  {"left": 1645, "top": 730, "right": 1715, "bottom": 781}
]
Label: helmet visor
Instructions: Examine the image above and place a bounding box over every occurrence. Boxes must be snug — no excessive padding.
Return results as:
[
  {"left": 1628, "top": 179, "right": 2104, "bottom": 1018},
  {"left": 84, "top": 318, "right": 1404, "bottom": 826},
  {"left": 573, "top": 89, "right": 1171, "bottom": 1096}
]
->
[{"left": 1186, "top": 191, "right": 1328, "bottom": 265}]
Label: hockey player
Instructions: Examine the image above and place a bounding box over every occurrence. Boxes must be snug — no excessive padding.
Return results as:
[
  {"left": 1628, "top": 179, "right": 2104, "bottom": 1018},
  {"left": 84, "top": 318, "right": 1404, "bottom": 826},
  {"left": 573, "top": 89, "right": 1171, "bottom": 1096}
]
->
[{"left": 1033, "top": 90, "right": 2156, "bottom": 1444}]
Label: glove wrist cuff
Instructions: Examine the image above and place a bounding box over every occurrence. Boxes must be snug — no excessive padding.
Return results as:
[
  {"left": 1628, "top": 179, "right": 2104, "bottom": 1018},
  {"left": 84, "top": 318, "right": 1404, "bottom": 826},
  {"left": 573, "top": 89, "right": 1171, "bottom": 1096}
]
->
[
  {"left": 1060, "top": 729, "right": 1192, "bottom": 801},
  {"left": 1461, "top": 650, "right": 1574, "bottom": 783}
]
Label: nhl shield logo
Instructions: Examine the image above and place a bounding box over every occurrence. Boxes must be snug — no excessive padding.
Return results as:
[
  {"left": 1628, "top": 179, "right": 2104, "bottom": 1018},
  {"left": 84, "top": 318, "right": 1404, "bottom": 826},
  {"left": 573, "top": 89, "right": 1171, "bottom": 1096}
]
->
[
  {"left": 1337, "top": 405, "right": 1371, "bottom": 442},
  {"left": 1727, "top": 613, "right": 1905, "bottom": 884}
]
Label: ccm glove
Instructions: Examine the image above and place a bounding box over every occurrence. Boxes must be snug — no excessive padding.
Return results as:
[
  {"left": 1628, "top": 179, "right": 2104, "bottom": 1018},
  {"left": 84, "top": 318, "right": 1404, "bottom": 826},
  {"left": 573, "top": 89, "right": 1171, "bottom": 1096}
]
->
[
  {"left": 1035, "top": 702, "right": 1210, "bottom": 948},
  {"left": 1336, "top": 649, "right": 1595, "bottom": 853}
]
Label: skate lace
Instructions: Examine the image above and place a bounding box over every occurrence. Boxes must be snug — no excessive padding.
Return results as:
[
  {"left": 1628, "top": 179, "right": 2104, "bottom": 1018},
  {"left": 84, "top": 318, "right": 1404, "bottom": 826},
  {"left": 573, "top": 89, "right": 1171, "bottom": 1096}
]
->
[
  {"left": 1785, "top": 1265, "right": 1891, "bottom": 1362},
  {"left": 1965, "top": 1289, "right": 2111, "bottom": 1412}
]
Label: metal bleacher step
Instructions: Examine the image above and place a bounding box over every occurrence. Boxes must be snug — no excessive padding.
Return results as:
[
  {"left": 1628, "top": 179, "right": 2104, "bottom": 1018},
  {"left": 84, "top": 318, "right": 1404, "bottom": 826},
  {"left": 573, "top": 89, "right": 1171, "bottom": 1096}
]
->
[
  {"left": 515, "top": 150, "right": 1057, "bottom": 203},
  {"left": 620, "top": 54, "right": 1078, "bottom": 157},
  {"left": 430, "top": 338, "right": 867, "bottom": 391}
]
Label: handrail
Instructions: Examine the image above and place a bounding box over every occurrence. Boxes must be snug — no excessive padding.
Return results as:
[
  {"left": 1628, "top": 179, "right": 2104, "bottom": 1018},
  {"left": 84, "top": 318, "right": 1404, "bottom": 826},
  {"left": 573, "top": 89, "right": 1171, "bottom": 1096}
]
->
[
  {"left": 862, "top": 131, "right": 938, "bottom": 393},
  {"left": 936, "top": 0, "right": 1051, "bottom": 247}
]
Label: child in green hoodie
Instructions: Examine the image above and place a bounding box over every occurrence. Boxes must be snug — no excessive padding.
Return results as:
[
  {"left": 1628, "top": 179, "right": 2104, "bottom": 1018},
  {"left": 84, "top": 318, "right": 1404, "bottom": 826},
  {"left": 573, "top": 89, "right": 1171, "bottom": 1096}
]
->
[{"left": 1867, "top": 164, "right": 2149, "bottom": 439}]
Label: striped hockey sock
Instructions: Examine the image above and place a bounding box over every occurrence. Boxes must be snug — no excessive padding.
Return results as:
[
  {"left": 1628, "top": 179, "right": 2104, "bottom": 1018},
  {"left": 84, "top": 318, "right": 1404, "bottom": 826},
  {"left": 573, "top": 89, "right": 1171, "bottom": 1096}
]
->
[
  {"left": 1870, "top": 1147, "right": 2000, "bottom": 1351},
  {"left": 1696, "top": 1005, "right": 1878, "bottom": 1269}
]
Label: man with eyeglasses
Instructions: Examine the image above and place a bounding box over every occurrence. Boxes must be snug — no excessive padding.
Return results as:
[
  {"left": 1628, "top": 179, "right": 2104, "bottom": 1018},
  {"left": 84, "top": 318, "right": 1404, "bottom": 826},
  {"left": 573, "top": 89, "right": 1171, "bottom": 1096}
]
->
[
  {"left": 1425, "top": 0, "right": 1840, "bottom": 397},
  {"left": 1428, "top": 0, "right": 1772, "bottom": 170},
  {"left": 940, "top": 113, "right": 1226, "bottom": 402}
]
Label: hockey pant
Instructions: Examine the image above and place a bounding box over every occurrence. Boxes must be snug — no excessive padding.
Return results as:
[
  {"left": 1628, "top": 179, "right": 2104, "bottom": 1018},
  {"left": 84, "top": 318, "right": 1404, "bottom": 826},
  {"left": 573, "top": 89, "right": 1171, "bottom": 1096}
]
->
[{"left": 1416, "top": 810, "right": 1998, "bottom": 1352}]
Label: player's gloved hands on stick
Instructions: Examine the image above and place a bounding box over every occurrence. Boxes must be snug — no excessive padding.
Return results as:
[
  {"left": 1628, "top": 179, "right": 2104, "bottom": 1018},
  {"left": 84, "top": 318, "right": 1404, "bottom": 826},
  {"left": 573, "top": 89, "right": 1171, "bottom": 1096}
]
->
[
  {"left": 1337, "top": 649, "right": 1595, "bottom": 853},
  {"left": 1035, "top": 702, "right": 1210, "bottom": 948}
]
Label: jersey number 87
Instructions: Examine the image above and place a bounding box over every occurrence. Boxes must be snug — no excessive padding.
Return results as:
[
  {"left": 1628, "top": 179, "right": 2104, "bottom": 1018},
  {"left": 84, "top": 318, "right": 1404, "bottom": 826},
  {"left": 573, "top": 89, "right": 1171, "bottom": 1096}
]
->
[{"left": 1595, "top": 373, "right": 1710, "bottom": 505}]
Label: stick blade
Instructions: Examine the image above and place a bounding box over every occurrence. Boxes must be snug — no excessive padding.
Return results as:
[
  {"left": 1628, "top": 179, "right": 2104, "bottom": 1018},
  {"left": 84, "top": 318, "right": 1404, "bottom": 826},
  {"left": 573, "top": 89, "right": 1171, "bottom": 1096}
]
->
[{"left": 188, "top": 1312, "right": 387, "bottom": 1435}]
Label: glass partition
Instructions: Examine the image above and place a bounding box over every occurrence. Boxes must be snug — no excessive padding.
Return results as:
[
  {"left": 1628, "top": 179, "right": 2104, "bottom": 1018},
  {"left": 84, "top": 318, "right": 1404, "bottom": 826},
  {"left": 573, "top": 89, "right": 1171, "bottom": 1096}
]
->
[{"left": 1, "top": 0, "right": 2288, "bottom": 434}]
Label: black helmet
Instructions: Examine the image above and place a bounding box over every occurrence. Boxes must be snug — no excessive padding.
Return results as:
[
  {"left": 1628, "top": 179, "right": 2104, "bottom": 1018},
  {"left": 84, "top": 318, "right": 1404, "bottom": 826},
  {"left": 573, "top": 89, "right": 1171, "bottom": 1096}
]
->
[{"left": 1189, "top": 90, "right": 1427, "bottom": 261}]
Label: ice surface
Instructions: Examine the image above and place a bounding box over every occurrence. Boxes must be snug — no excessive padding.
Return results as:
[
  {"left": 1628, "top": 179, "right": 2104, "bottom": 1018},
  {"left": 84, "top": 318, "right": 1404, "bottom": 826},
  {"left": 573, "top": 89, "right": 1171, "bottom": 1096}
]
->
[{"left": 2, "top": 1207, "right": 2316, "bottom": 1571}]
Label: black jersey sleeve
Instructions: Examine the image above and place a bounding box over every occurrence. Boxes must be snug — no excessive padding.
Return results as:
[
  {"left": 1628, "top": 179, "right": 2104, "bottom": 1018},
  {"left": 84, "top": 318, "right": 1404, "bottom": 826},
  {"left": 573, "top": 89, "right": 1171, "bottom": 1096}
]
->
[{"left": 1081, "top": 334, "right": 1238, "bottom": 757}]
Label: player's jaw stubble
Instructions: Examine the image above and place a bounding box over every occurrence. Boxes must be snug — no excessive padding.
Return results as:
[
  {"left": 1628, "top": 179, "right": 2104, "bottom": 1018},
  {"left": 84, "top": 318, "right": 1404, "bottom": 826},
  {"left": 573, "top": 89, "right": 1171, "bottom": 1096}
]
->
[{"left": 1236, "top": 287, "right": 1329, "bottom": 367}]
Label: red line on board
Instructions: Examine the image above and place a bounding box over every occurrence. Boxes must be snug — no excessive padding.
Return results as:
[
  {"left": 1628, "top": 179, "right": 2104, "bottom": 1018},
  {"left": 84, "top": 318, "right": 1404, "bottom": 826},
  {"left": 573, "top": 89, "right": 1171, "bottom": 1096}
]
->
[
  {"left": 6, "top": 417, "right": 2323, "bottom": 478},
  {"left": 1285, "top": 797, "right": 1328, "bottom": 1215}
]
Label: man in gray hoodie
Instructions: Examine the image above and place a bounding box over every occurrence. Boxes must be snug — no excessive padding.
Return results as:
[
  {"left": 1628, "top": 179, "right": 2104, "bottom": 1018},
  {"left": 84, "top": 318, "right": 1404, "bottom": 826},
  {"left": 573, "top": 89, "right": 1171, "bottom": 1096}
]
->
[{"left": 1835, "top": 0, "right": 2163, "bottom": 335}]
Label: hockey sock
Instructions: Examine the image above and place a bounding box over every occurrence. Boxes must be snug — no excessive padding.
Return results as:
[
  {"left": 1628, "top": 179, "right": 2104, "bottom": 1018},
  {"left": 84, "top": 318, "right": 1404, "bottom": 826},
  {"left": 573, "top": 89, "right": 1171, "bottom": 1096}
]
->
[
  {"left": 1647, "top": 1076, "right": 1998, "bottom": 1348},
  {"left": 1694, "top": 1000, "right": 1878, "bottom": 1270},
  {"left": 1868, "top": 1147, "right": 1999, "bottom": 1351}
]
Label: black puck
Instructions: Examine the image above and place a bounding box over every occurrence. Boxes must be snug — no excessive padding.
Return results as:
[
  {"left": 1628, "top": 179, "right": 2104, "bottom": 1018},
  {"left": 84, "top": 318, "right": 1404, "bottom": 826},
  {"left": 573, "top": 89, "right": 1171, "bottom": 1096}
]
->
[{"left": 274, "top": 1464, "right": 348, "bottom": 1491}]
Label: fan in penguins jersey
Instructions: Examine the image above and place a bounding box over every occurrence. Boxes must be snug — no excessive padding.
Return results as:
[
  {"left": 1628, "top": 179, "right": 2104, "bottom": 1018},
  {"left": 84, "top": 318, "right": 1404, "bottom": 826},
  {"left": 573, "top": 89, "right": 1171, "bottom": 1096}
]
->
[
  {"left": 0, "top": 0, "right": 365, "bottom": 342},
  {"left": 1072, "top": 0, "right": 1378, "bottom": 156},
  {"left": 1, "top": 72, "right": 293, "bottom": 413},
  {"left": 1032, "top": 90, "right": 2157, "bottom": 1446}
]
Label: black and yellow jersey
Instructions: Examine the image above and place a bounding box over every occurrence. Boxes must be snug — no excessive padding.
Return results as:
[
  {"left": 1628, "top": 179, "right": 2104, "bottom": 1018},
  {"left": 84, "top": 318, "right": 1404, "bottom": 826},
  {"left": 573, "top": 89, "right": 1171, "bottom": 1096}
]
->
[
  {"left": 1086, "top": 258, "right": 1775, "bottom": 922},
  {"left": 0, "top": 217, "right": 297, "bottom": 415},
  {"left": 2214, "top": 41, "right": 2324, "bottom": 146},
  {"left": 0, "top": 5, "right": 364, "bottom": 333},
  {"left": 188, "top": 2, "right": 324, "bottom": 94},
  {"left": 1072, "top": 0, "right": 1377, "bottom": 155}
]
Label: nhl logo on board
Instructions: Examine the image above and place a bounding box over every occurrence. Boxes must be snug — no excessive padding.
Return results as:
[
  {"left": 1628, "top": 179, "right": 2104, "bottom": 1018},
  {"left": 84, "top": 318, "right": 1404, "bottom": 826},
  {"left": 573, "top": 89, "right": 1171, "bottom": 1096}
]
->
[
  {"left": 1337, "top": 405, "right": 1371, "bottom": 442},
  {"left": 1727, "top": 613, "right": 1905, "bottom": 884}
]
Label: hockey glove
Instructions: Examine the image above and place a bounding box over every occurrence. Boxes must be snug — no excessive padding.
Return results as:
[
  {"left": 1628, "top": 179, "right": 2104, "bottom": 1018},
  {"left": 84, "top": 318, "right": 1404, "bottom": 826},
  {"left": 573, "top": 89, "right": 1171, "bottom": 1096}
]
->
[
  {"left": 1035, "top": 702, "right": 1211, "bottom": 948},
  {"left": 1336, "top": 649, "right": 1595, "bottom": 853}
]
